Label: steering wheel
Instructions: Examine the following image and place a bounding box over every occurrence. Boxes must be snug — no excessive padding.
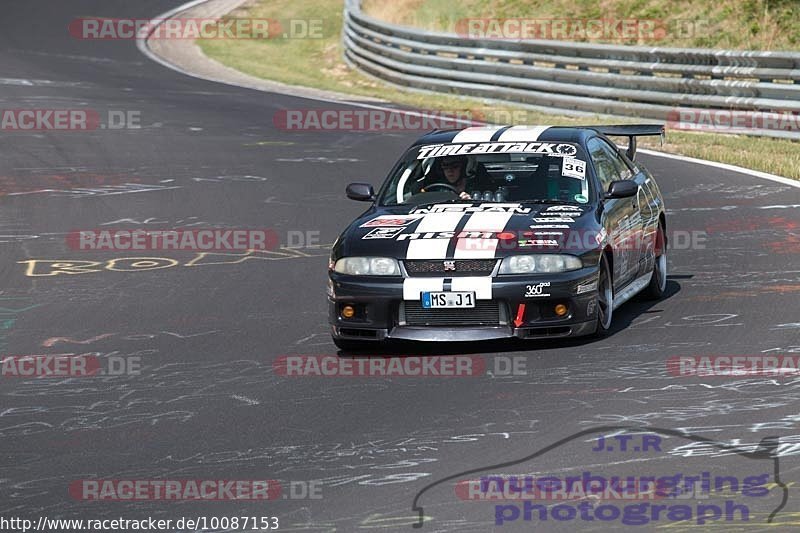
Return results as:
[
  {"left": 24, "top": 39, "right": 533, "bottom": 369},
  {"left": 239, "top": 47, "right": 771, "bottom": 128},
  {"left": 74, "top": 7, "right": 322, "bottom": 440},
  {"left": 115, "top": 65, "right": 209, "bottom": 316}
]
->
[{"left": 424, "top": 183, "right": 459, "bottom": 194}]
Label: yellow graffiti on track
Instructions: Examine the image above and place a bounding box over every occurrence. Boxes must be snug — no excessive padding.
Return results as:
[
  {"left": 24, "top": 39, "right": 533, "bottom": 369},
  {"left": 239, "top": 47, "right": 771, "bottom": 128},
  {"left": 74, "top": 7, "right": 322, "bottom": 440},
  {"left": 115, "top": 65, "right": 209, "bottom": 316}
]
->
[{"left": 19, "top": 246, "right": 332, "bottom": 277}]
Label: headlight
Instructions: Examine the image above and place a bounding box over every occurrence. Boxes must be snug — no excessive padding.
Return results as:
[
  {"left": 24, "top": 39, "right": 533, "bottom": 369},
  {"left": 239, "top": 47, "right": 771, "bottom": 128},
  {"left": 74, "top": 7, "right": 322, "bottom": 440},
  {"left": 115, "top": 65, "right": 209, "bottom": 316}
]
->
[
  {"left": 334, "top": 257, "right": 400, "bottom": 276},
  {"left": 499, "top": 254, "right": 582, "bottom": 274}
]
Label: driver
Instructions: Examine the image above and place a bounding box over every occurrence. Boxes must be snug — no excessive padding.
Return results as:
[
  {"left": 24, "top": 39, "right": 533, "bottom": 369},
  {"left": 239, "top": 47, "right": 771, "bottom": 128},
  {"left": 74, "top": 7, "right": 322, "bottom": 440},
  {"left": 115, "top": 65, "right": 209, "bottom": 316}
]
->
[
  {"left": 440, "top": 156, "right": 470, "bottom": 199},
  {"left": 422, "top": 155, "right": 492, "bottom": 200}
]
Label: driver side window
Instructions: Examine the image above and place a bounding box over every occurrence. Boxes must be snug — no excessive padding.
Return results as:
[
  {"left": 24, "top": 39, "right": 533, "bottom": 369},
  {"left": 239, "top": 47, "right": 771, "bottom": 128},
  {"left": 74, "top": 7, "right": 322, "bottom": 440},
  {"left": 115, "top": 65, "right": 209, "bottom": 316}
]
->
[{"left": 587, "top": 137, "right": 625, "bottom": 193}]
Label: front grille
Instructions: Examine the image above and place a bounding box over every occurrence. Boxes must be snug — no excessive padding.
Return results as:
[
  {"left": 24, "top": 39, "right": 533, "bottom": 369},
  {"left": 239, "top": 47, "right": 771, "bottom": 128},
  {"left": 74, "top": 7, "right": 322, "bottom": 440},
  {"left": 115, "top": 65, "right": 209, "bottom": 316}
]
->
[
  {"left": 402, "top": 300, "right": 503, "bottom": 326},
  {"left": 404, "top": 259, "right": 497, "bottom": 276},
  {"left": 339, "top": 328, "right": 379, "bottom": 338}
]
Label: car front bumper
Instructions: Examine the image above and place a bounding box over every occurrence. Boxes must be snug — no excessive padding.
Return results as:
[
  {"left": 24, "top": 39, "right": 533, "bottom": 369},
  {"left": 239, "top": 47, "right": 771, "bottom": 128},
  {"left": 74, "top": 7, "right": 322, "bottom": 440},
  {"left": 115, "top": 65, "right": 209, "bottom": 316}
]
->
[{"left": 328, "top": 267, "right": 600, "bottom": 342}]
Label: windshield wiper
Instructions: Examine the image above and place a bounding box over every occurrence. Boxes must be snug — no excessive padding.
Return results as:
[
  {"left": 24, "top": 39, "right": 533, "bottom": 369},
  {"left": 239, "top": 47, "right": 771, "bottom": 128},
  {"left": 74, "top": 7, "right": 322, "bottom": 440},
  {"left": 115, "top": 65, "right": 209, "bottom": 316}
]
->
[
  {"left": 519, "top": 199, "right": 584, "bottom": 205},
  {"left": 393, "top": 197, "right": 475, "bottom": 207}
]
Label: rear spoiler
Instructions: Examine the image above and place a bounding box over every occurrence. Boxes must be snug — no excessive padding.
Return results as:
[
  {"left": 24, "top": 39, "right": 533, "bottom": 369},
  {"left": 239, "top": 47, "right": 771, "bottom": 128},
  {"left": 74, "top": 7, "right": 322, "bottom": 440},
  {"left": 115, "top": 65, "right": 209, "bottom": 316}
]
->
[{"left": 585, "top": 124, "right": 666, "bottom": 160}]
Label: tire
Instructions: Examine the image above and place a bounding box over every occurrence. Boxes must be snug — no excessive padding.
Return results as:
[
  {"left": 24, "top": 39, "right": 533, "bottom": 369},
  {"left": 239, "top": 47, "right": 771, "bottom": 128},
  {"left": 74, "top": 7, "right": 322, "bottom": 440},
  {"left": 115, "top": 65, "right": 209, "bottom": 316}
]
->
[
  {"left": 642, "top": 223, "right": 667, "bottom": 300},
  {"left": 594, "top": 254, "right": 614, "bottom": 337}
]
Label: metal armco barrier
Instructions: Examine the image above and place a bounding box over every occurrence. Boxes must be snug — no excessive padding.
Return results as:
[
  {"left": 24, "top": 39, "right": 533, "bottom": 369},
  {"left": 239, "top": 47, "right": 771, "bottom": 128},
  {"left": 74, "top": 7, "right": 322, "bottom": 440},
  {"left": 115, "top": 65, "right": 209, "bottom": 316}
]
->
[{"left": 342, "top": 0, "right": 800, "bottom": 139}]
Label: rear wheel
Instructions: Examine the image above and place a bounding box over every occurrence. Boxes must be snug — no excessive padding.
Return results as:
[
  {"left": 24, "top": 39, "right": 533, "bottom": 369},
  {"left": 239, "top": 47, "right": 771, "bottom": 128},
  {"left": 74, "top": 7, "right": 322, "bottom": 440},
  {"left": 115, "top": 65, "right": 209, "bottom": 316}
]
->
[
  {"left": 594, "top": 255, "right": 614, "bottom": 336},
  {"left": 642, "top": 223, "right": 667, "bottom": 300}
]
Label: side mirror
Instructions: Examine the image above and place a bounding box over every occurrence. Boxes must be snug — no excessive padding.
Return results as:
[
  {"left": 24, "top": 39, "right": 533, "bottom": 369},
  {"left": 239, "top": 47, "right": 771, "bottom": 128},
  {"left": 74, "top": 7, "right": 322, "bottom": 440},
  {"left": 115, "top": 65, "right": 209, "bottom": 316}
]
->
[
  {"left": 346, "top": 183, "right": 375, "bottom": 202},
  {"left": 604, "top": 180, "right": 638, "bottom": 199}
]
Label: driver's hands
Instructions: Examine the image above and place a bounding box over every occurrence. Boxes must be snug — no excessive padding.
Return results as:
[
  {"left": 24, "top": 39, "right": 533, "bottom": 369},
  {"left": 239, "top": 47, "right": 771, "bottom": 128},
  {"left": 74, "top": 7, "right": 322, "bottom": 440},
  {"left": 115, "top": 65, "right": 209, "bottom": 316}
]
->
[{"left": 458, "top": 191, "right": 471, "bottom": 200}]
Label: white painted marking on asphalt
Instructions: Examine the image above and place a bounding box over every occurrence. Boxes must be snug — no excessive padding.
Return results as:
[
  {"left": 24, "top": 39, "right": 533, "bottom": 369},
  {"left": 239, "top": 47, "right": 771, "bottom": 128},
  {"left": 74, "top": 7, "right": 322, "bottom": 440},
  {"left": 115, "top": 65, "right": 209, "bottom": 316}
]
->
[
  {"left": 638, "top": 149, "right": 800, "bottom": 189},
  {"left": 231, "top": 395, "right": 260, "bottom": 405}
]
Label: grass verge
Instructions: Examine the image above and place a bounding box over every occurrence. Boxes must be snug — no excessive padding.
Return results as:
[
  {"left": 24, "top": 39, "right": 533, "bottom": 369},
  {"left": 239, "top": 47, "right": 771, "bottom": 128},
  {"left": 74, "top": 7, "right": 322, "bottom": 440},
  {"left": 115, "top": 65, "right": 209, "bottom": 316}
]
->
[
  {"left": 199, "top": 0, "right": 800, "bottom": 180},
  {"left": 362, "top": 0, "right": 800, "bottom": 50}
]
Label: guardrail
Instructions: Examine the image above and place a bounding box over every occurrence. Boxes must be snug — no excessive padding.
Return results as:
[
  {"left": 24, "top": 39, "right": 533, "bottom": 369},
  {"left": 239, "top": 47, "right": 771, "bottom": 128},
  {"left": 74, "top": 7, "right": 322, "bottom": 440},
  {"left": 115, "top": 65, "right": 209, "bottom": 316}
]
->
[{"left": 342, "top": 0, "right": 800, "bottom": 139}]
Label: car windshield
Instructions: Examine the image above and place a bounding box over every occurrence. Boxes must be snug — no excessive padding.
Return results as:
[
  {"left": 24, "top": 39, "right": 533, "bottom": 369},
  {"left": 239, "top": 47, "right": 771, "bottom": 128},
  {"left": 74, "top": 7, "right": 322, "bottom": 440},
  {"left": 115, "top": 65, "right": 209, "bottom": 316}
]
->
[{"left": 378, "top": 142, "right": 592, "bottom": 206}]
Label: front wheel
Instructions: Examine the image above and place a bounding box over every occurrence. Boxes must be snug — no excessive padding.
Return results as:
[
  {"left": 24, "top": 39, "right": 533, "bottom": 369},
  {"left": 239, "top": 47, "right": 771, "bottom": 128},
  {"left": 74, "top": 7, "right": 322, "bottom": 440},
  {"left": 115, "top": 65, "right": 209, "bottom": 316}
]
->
[
  {"left": 594, "top": 255, "right": 614, "bottom": 336},
  {"left": 642, "top": 224, "right": 667, "bottom": 300}
]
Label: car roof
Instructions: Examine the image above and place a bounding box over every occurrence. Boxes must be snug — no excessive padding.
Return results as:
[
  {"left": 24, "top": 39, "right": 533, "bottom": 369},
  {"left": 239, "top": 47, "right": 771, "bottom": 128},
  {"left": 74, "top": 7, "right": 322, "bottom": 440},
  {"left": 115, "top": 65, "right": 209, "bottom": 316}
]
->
[{"left": 411, "top": 125, "right": 594, "bottom": 147}]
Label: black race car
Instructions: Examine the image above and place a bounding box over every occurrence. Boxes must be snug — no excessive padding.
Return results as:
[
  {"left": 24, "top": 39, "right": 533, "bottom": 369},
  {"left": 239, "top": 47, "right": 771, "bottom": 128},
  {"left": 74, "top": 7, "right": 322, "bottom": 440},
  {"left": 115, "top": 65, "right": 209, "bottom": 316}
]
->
[{"left": 328, "top": 125, "right": 667, "bottom": 350}]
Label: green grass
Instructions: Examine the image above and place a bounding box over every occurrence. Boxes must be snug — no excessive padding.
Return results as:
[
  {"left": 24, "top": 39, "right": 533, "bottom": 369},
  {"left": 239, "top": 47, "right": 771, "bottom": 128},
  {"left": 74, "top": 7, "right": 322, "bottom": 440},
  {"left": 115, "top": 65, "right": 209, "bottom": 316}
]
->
[
  {"left": 199, "top": 0, "right": 800, "bottom": 180},
  {"left": 363, "top": 0, "right": 800, "bottom": 49}
]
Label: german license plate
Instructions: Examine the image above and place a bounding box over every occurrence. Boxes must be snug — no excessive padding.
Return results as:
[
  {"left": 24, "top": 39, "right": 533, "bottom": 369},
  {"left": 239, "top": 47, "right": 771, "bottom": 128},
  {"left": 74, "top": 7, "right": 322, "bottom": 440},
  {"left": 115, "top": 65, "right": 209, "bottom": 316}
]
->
[{"left": 421, "top": 291, "right": 476, "bottom": 308}]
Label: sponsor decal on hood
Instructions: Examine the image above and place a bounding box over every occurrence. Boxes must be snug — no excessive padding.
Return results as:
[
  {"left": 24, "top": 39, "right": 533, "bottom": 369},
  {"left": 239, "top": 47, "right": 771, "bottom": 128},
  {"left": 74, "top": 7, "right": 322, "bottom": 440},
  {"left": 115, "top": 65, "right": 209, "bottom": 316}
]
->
[
  {"left": 359, "top": 214, "right": 424, "bottom": 227},
  {"left": 411, "top": 203, "right": 531, "bottom": 214}
]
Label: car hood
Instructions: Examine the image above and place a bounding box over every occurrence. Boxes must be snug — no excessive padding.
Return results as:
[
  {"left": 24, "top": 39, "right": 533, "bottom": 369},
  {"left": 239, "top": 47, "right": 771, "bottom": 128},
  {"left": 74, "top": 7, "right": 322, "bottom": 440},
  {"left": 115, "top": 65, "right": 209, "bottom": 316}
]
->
[{"left": 336, "top": 202, "right": 601, "bottom": 260}]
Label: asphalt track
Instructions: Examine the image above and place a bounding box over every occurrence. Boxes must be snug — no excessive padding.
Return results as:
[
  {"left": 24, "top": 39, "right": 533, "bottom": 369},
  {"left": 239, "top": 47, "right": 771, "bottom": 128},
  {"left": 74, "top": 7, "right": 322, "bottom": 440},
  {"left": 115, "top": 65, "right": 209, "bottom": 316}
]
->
[{"left": 1, "top": 1, "right": 799, "bottom": 531}]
